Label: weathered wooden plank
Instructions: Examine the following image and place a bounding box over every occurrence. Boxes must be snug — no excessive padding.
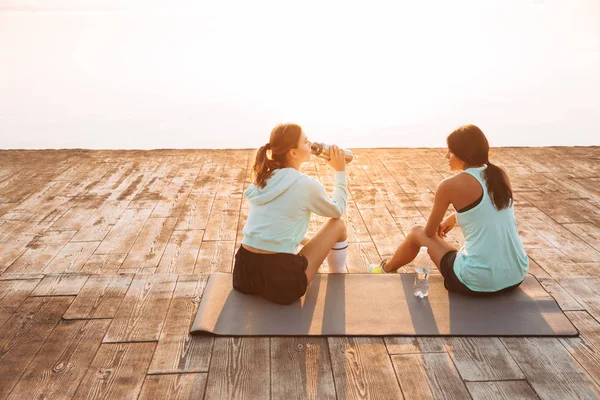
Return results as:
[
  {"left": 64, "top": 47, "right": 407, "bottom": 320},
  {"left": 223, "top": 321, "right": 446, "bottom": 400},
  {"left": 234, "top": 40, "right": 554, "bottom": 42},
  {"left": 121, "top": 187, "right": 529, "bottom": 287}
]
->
[
  {"left": 73, "top": 342, "right": 156, "bottom": 399},
  {"left": 138, "top": 373, "right": 208, "bottom": 400},
  {"left": 174, "top": 192, "right": 215, "bottom": 231},
  {"left": 374, "top": 181, "right": 423, "bottom": 219},
  {"left": 5, "top": 230, "right": 76, "bottom": 274},
  {"left": 204, "top": 338, "right": 270, "bottom": 400},
  {"left": 516, "top": 216, "right": 554, "bottom": 249},
  {"left": 156, "top": 230, "right": 204, "bottom": 274},
  {"left": 520, "top": 213, "right": 600, "bottom": 263},
  {"left": 0, "top": 273, "right": 44, "bottom": 280},
  {"left": 148, "top": 275, "right": 212, "bottom": 374},
  {"left": 194, "top": 240, "right": 235, "bottom": 274},
  {"left": 70, "top": 200, "right": 129, "bottom": 242},
  {"left": 360, "top": 155, "right": 398, "bottom": 183},
  {"left": 118, "top": 216, "right": 178, "bottom": 273},
  {"left": 31, "top": 274, "right": 89, "bottom": 296},
  {"left": 58, "top": 163, "right": 115, "bottom": 197},
  {"left": 106, "top": 169, "right": 154, "bottom": 203},
  {"left": 0, "top": 296, "right": 73, "bottom": 399},
  {"left": 561, "top": 311, "right": 600, "bottom": 388},
  {"left": 466, "top": 381, "right": 539, "bottom": 400},
  {"left": 48, "top": 201, "right": 103, "bottom": 232},
  {"left": 526, "top": 258, "right": 552, "bottom": 279},
  {"left": 27, "top": 196, "right": 73, "bottom": 224},
  {"left": 128, "top": 161, "right": 182, "bottom": 210},
  {"left": 151, "top": 177, "right": 194, "bottom": 219},
  {"left": 203, "top": 196, "right": 242, "bottom": 241},
  {"left": 350, "top": 185, "right": 388, "bottom": 210},
  {"left": 271, "top": 337, "right": 336, "bottom": 400},
  {"left": 563, "top": 223, "right": 600, "bottom": 252},
  {"left": 7, "top": 319, "right": 111, "bottom": 400},
  {"left": 43, "top": 241, "right": 100, "bottom": 273},
  {"left": 63, "top": 274, "right": 134, "bottom": 319},
  {"left": 383, "top": 162, "right": 424, "bottom": 194},
  {"left": 80, "top": 253, "right": 125, "bottom": 274},
  {"left": 345, "top": 201, "right": 372, "bottom": 243},
  {"left": 580, "top": 263, "right": 600, "bottom": 277},
  {"left": 93, "top": 207, "right": 153, "bottom": 255},
  {"left": 359, "top": 208, "right": 404, "bottom": 257},
  {"left": 0, "top": 278, "right": 40, "bottom": 328},
  {"left": 564, "top": 199, "right": 600, "bottom": 228},
  {"left": 537, "top": 276, "right": 585, "bottom": 311},
  {"left": 502, "top": 337, "right": 600, "bottom": 399},
  {"left": 527, "top": 248, "right": 590, "bottom": 278},
  {"left": 328, "top": 337, "right": 404, "bottom": 400},
  {"left": 0, "top": 219, "right": 25, "bottom": 242},
  {"left": 214, "top": 166, "right": 247, "bottom": 199},
  {"left": 384, "top": 337, "right": 446, "bottom": 355},
  {"left": 103, "top": 274, "right": 177, "bottom": 343},
  {"left": 444, "top": 337, "right": 524, "bottom": 381},
  {"left": 391, "top": 353, "right": 470, "bottom": 400},
  {"left": 559, "top": 277, "right": 600, "bottom": 321}
]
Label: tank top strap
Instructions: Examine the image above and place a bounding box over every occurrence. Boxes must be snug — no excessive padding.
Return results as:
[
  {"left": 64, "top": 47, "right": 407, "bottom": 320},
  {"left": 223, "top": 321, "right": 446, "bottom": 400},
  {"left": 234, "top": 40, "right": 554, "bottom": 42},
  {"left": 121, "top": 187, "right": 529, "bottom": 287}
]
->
[{"left": 462, "top": 166, "right": 488, "bottom": 198}]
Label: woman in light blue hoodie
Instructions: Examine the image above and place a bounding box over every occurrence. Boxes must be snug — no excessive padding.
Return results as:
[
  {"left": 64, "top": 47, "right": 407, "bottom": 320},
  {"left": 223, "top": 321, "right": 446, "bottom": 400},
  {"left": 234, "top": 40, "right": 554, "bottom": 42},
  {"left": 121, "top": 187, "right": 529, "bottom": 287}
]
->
[{"left": 233, "top": 123, "right": 349, "bottom": 305}]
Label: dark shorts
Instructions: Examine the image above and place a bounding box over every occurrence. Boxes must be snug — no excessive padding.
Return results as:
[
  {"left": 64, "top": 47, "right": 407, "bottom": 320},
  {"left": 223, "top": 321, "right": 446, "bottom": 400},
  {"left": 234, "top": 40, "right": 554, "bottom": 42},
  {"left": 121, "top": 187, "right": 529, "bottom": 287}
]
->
[
  {"left": 233, "top": 245, "right": 309, "bottom": 305},
  {"left": 439, "top": 251, "right": 523, "bottom": 296}
]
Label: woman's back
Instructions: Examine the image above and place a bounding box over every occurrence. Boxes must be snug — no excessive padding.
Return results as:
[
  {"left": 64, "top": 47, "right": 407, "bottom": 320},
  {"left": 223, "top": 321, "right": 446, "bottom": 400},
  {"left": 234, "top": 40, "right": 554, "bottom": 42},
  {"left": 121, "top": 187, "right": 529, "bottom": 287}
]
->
[{"left": 452, "top": 166, "right": 529, "bottom": 292}]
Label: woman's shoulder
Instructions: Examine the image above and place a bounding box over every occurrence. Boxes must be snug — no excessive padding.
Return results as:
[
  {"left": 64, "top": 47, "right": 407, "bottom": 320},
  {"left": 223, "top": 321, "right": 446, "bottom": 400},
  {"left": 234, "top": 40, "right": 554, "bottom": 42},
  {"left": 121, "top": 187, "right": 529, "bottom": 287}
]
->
[{"left": 436, "top": 173, "right": 477, "bottom": 195}]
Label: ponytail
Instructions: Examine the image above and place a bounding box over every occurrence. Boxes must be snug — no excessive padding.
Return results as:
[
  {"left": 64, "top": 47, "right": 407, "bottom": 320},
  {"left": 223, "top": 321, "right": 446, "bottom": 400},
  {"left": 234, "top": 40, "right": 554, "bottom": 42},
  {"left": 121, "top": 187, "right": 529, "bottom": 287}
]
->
[
  {"left": 483, "top": 161, "right": 513, "bottom": 210},
  {"left": 251, "top": 144, "right": 283, "bottom": 189},
  {"left": 251, "top": 123, "right": 303, "bottom": 188}
]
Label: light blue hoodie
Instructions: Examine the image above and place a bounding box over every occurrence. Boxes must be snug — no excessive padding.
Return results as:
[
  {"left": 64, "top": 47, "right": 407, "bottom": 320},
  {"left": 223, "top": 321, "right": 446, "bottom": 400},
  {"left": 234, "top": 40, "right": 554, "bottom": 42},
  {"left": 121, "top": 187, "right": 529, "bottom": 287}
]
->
[{"left": 242, "top": 168, "right": 348, "bottom": 254}]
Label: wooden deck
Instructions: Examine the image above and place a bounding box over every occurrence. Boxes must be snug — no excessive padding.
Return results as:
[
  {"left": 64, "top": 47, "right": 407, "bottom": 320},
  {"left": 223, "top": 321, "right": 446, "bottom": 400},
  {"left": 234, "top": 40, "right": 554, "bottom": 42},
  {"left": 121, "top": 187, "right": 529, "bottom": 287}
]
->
[{"left": 0, "top": 147, "right": 599, "bottom": 399}]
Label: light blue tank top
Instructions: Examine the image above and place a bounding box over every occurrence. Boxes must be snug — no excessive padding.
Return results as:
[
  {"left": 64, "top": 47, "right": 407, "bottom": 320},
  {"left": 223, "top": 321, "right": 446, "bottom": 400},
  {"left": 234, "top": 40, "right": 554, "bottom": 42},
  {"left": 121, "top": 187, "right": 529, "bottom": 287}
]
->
[{"left": 454, "top": 166, "right": 529, "bottom": 292}]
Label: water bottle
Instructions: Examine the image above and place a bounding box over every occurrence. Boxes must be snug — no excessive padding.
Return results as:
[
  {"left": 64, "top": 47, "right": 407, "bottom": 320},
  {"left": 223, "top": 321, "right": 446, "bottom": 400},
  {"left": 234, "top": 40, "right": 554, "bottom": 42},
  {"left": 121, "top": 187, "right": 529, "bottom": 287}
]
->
[
  {"left": 413, "top": 246, "right": 430, "bottom": 298},
  {"left": 310, "top": 142, "right": 354, "bottom": 163}
]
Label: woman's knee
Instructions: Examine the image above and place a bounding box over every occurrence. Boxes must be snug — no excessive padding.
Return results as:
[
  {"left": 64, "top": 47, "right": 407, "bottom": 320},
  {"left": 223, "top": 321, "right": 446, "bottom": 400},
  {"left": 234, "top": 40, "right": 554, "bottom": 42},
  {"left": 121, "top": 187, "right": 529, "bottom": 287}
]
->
[
  {"left": 326, "top": 217, "right": 346, "bottom": 235},
  {"left": 408, "top": 224, "right": 425, "bottom": 239},
  {"left": 332, "top": 218, "right": 347, "bottom": 240}
]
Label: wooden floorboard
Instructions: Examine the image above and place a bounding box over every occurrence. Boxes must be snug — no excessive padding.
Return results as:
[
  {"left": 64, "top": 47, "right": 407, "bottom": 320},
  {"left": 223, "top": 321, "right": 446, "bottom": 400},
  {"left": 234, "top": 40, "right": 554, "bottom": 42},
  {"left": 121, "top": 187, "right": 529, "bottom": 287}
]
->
[{"left": 0, "top": 147, "right": 599, "bottom": 399}]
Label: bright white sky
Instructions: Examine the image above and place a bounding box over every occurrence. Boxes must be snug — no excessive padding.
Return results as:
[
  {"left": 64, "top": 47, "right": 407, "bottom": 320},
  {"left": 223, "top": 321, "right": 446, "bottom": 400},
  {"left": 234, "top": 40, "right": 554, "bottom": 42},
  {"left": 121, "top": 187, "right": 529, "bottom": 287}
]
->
[{"left": 0, "top": 0, "right": 598, "bottom": 149}]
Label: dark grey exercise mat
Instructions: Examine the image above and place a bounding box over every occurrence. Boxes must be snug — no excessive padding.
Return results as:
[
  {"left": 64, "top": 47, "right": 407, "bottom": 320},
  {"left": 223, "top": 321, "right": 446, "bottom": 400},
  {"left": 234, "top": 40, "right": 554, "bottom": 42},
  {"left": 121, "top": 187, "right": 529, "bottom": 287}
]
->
[{"left": 191, "top": 273, "right": 578, "bottom": 337}]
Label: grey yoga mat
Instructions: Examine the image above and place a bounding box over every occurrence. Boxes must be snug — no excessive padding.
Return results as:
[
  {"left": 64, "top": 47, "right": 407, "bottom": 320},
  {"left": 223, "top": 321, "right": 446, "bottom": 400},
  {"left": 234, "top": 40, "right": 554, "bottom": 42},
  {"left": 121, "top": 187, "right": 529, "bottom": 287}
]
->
[{"left": 191, "top": 273, "right": 578, "bottom": 337}]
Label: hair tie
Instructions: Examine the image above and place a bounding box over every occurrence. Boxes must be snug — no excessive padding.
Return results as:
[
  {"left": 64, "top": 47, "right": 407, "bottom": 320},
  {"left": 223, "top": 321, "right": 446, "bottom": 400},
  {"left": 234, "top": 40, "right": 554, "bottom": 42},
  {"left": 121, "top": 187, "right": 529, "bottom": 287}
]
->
[{"left": 265, "top": 143, "right": 271, "bottom": 150}]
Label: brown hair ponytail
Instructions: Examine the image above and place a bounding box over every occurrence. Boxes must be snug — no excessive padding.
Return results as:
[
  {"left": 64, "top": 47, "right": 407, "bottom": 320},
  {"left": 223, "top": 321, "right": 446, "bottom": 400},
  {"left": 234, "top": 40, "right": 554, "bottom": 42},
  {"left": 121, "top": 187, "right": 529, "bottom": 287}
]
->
[
  {"left": 251, "top": 123, "right": 303, "bottom": 189},
  {"left": 447, "top": 124, "right": 513, "bottom": 210},
  {"left": 482, "top": 160, "right": 513, "bottom": 210}
]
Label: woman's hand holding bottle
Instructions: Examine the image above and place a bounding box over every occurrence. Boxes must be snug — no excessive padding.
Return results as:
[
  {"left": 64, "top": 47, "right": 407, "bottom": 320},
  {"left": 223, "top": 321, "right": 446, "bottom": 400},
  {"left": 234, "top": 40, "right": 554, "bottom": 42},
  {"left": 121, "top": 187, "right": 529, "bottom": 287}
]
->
[{"left": 326, "top": 144, "right": 346, "bottom": 172}]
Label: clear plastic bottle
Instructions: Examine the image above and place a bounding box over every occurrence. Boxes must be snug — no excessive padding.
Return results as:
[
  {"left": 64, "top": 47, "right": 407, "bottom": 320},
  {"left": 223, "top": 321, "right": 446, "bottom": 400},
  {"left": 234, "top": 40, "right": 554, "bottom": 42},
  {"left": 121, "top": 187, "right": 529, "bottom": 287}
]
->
[
  {"left": 310, "top": 142, "right": 354, "bottom": 163},
  {"left": 413, "top": 246, "right": 430, "bottom": 298}
]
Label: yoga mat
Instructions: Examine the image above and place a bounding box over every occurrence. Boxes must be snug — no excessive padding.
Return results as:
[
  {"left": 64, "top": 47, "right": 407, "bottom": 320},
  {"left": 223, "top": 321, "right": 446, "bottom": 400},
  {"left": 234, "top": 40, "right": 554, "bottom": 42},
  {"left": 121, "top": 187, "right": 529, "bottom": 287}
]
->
[{"left": 191, "top": 273, "right": 578, "bottom": 337}]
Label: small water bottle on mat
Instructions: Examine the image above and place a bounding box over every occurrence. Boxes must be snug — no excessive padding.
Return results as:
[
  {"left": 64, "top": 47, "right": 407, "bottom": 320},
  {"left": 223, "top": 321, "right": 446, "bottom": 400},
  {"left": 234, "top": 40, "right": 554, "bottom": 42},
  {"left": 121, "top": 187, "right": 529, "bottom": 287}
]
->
[{"left": 413, "top": 246, "right": 430, "bottom": 298}]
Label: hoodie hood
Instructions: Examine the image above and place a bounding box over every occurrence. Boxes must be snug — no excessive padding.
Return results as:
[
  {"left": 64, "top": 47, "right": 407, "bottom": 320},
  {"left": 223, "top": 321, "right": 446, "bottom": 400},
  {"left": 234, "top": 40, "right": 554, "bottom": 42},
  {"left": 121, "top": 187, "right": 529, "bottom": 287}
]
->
[{"left": 244, "top": 168, "right": 305, "bottom": 205}]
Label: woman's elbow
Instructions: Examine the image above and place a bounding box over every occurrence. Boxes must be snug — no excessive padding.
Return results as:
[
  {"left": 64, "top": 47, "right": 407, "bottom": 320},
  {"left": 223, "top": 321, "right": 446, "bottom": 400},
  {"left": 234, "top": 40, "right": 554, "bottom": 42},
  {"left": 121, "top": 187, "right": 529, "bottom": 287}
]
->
[{"left": 330, "top": 209, "right": 343, "bottom": 219}]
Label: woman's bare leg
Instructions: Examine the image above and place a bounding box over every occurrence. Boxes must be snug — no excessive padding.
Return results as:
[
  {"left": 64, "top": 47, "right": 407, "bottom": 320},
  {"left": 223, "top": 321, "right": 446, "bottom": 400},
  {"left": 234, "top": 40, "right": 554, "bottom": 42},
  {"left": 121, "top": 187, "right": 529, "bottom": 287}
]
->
[
  {"left": 299, "top": 218, "right": 347, "bottom": 283},
  {"left": 384, "top": 225, "right": 457, "bottom": 272}
]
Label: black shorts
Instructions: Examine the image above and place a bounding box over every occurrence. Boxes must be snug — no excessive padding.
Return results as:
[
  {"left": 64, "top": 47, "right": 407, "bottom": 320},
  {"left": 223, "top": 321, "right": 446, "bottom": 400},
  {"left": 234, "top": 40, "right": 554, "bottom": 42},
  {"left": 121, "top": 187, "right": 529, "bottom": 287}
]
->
[
  {"left": 439, "top": 251, "right": 523, "bottom": 296},
  {"left": 233, "top": 245, "right": 309, "bottom": 305}
]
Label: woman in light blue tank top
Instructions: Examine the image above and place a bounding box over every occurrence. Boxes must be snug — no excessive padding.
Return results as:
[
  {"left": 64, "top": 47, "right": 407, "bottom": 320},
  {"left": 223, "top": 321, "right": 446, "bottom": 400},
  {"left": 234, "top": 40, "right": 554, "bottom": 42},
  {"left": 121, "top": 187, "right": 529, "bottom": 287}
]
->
[{"left": 369, "top": 124, "right": 529, "bottom": 295}]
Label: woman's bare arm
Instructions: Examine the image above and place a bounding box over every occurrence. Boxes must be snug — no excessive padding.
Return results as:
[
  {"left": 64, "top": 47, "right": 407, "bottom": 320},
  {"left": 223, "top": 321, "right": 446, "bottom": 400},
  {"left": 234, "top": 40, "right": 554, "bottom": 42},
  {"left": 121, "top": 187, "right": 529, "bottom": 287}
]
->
[{"left": 424, "top": 180, "right": 453, "bottom": 237}]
